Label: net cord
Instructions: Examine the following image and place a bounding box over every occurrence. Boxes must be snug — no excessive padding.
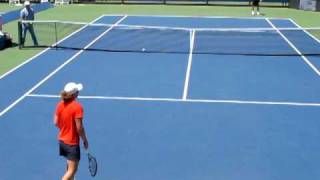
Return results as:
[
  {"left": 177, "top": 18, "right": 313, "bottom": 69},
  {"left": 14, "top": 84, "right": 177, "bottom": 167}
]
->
[{"left": 20, "top": 20, "right": 320, "bottom": 32}]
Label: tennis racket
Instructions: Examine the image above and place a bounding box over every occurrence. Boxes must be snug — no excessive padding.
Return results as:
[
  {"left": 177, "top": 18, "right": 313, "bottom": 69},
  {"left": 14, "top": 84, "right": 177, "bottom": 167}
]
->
[{"left": 86, "top": 149, "right": 98, "bottom": 177}]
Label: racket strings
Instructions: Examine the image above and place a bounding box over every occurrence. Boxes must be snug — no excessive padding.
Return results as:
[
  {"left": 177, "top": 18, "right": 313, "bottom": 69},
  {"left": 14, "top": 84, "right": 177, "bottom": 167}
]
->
[{"left": 88, "top": 154, "right": 98, "bottom": 177}]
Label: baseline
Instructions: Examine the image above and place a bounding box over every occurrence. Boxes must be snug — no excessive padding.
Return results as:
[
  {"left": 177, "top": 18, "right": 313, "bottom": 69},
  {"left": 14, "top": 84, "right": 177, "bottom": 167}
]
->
[{"left": 27, "top": 93, "right": 320, "bottom": 107}]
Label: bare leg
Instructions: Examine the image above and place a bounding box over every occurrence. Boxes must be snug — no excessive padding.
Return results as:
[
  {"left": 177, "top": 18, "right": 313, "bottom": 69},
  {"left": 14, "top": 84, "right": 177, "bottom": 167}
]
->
[{"left": 62, "top": 159, "right": 79, "bottom": 180}]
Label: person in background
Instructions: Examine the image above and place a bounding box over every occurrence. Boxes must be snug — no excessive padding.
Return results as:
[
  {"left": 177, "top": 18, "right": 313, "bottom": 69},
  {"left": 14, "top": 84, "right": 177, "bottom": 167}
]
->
[
  {"left": 20, "top": 1, "right": 38, "bottom": 46},
  {"left": 0, "top": 15, "right": 2, "bottom": 32},
  {"left": 251, "top": 0, "right": 261, "bottom": 15},
  {"left": 54, "top": 82, "right": 89, "bottom": 180},
  {"left": 0, "top": 15, "right": 13, "bottom": 50}
]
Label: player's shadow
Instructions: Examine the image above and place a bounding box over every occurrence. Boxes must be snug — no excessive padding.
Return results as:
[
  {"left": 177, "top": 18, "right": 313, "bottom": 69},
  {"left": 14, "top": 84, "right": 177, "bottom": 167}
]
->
[
  {"left": 0, "top": 42, "right": 19, "bottom": 51},
  {"left": 9, "top": 42, "right": 19, "bottom": 48}
]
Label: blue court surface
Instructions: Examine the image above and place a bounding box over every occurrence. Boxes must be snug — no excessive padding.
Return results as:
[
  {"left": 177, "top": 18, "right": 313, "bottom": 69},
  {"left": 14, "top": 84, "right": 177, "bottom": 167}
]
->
[{"left": 1, "top": 15, "right": 320, "bottom": 180}]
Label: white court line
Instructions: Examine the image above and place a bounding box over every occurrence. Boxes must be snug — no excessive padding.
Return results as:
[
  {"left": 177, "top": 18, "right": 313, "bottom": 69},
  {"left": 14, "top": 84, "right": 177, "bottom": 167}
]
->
[
  {"left": 0, "top": 15, "right": 128, "bottom": 117},
  {"left": 265, "top": 18, "right": 320, "bottom": 76},
  {"left": 103, "top": 14, "right": 291, "bottom": 20},
  {"left": 182, "top": 29, "right": 195, "bottom": 100},
  {"left": 0, "top": 15, "right": 106, "bottom": 80},
  {"left": 27, "top": 93, "right": 320, "bottom": 107},
  {"left": 289, "top": 19, "right": 320, "bottom": 44}
]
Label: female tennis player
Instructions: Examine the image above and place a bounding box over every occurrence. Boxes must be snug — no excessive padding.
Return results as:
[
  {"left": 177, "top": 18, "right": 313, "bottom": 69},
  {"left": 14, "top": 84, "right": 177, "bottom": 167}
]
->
[{"left": 54, "top": 82, "right": 89, "bottom": 180}]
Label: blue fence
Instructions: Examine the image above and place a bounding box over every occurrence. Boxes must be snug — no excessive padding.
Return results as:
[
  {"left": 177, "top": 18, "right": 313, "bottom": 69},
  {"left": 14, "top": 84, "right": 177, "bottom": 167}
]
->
[{"left": 0, "top": 2, "right": 53, "bottom": 24}]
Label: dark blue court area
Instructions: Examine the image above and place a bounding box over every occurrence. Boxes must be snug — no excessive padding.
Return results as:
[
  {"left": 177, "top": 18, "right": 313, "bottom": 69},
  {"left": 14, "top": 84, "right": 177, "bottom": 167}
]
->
[{"left": 1, "top": 15, "right": 320, "bottom": 180}]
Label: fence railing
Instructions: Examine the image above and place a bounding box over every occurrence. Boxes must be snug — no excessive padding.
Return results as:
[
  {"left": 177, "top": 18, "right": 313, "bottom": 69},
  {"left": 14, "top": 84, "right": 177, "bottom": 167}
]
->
[{"left": 71, "top": 0, "right": 289, "bottom": 6}]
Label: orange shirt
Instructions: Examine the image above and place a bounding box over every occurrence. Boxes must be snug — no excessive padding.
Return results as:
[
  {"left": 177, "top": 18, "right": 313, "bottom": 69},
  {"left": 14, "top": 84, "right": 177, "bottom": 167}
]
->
[{"left": 55, "top": 100, "right": 84, "bottom": 145}]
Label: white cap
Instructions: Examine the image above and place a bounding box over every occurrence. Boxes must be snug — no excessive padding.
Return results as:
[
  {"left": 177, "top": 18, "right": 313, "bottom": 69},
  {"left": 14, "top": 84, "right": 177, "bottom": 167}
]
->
[
  {"left": 64, "top": 82, "right": 83, "bottom": 94},
  {"left": 24, "top": 1, "right": 30, "bottom": 6}
]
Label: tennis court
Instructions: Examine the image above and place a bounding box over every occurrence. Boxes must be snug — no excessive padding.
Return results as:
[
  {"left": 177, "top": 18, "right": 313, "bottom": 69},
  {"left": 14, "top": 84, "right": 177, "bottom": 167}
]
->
[{"left": 1, "top": 15, "right": 320, "bottom": 179}]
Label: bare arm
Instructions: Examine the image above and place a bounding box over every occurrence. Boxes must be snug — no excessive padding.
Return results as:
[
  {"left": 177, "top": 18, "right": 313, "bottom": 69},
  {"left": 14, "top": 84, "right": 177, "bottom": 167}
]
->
[
  {"left": 75, "top": 118, "right": 89, "bottom": 149},
  {"left": 53, "top": 115, "right": 59, "bottom": 127}
]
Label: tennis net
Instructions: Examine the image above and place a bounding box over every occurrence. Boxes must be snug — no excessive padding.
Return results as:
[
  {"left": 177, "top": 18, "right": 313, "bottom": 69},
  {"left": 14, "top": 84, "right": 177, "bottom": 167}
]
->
[{"left": 18, "top": 20, "right": 320, "bottom": 56}]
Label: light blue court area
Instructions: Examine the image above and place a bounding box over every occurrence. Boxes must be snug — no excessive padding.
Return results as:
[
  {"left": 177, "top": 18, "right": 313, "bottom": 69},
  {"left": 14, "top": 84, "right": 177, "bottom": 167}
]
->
[
  {"left": 1, "top": 15, "right": 320, "bottom": 180},
  {"left": 117, "top": 15, "right": 273, "bottom": 28}
]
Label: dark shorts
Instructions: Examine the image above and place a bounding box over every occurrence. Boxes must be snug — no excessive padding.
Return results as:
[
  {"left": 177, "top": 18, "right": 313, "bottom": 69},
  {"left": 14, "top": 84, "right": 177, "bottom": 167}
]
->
[
  {"left": 252, "top": 0, "right": 260, "bottom": 6},
  {"left": 59, "top": 141, "right": 80, "bottom": 161}
]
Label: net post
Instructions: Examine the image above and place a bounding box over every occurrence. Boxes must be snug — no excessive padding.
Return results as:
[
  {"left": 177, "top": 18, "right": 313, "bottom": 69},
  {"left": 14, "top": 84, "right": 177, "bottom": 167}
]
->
[
  {"left": 54, "top": 22, "right": 58, "bottom": 50},
  {"left": 18, "top": 21, "right": 22, "bottom": 49}
]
